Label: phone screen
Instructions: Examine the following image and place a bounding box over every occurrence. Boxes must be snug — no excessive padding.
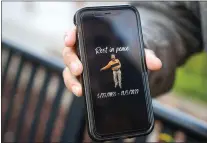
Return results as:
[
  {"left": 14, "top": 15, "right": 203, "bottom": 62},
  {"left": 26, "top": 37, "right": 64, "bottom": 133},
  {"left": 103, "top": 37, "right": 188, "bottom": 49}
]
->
[{"left": 80, "top": 9, "right": 151, "bottom": 135}]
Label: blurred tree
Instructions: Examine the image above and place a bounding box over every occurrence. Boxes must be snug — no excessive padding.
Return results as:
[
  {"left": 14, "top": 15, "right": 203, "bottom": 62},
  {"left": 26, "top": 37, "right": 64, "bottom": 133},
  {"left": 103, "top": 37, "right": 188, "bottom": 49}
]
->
[{"left": 173, "top": 52, "right": 207, "bottom": 103}]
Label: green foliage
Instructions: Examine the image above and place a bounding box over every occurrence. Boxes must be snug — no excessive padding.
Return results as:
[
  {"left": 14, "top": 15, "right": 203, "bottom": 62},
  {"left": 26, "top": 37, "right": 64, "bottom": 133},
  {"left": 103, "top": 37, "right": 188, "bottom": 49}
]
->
[{"left": 173, "top": 52, "right": 207, "bottom": 103}]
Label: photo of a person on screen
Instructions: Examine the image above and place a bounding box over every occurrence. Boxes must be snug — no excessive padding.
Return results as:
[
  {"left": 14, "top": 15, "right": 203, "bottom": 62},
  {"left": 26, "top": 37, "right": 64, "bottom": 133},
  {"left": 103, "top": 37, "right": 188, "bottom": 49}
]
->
[{"left": 100, "top": 54, "right": 122, "bottom": 89}]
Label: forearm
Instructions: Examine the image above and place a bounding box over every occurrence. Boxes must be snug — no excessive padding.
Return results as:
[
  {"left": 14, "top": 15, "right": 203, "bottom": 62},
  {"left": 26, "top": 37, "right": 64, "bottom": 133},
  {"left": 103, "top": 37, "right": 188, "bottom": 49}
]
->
[
  {"left": 101, "top": 67, "right": 107, "bottom": 70},
  {"left": 138, "top": 2, "right": 202, "bottom": 64},
  {"left": 133, "top": 2, "right": 202, "bottom": 97},
  {"left": 101, "top": 65, "right": 110, "bottom": 70}
]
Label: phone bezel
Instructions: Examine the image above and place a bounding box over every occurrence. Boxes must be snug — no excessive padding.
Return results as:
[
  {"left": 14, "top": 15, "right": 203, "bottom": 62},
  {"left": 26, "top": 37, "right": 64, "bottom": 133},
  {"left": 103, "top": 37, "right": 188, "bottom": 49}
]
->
[{"left": 74, "top": 5, "right": 154, "bottom": 141}]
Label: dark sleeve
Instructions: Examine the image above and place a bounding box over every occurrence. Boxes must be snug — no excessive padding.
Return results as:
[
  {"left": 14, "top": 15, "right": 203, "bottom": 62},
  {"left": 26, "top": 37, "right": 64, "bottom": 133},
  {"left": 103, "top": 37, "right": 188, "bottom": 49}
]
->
[{"left": 132, "top": 2, "right": 203, "bottom": 97}]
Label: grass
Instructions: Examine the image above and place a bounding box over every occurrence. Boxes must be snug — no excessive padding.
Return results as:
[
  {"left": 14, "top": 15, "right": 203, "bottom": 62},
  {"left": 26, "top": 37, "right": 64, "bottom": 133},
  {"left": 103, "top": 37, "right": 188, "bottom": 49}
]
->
[{"left": 173, "top": 52, "right": 207, "bottom": 104}]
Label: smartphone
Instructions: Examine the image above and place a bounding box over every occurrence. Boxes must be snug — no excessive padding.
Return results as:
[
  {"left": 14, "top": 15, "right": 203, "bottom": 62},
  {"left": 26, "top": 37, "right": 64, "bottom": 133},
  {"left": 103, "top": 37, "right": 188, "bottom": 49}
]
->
[{"left": 74, "top": 5, "right": 154, "bottom": 141}]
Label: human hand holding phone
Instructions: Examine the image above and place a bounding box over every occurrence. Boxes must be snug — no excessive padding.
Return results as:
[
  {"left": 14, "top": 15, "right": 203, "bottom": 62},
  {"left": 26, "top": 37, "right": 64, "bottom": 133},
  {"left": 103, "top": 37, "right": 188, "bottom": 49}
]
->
[{"left": 62, "top": 26, "right": 162, "bottom": 97}]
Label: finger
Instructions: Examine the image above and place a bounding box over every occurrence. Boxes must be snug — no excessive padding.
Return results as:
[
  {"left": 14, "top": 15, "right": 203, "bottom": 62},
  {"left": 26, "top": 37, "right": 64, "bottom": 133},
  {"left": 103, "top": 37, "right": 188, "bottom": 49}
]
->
[
  {"left": 145, "top": 49, "right": 162, "bottom": 71},
  {"left": 63, "top": 67, "right": 82, "bottom": 96},
  {"left": 62, "top": 46, "right": 83, "bottom": 76},
  {"left": 65, "top": 26, "right": 77, "bottom": 47}
]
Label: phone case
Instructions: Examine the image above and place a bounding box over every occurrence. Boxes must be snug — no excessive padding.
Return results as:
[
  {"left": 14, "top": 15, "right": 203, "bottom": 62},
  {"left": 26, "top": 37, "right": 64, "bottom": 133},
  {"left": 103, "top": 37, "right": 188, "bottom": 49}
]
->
[{"left": 74, "top": 5, "right": 154, "bottom": 141}]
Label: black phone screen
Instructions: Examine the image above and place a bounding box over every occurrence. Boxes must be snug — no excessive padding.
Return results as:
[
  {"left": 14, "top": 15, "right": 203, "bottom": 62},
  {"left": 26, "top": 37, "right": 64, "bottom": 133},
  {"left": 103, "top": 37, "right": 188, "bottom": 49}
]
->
[{"left": 80, "top": 9, "right": 150, "bottom": 135}]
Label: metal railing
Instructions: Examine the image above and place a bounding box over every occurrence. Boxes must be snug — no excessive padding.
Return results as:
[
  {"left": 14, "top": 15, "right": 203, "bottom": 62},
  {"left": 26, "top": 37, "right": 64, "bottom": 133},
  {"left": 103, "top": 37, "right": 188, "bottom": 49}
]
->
[{"left": 2, "top": 41, "right": 207, "bottom": 143}]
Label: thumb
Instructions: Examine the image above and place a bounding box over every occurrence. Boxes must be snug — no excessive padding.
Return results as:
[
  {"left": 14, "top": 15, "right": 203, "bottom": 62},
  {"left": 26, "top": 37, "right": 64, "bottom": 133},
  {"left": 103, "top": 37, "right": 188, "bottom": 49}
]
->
[{"left": 145, "top": 49, "right": 162, "bottom": 71}]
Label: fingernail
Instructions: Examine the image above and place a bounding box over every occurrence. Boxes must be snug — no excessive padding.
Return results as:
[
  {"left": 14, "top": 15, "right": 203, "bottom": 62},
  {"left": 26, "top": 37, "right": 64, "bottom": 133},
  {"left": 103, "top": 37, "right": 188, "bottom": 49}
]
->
[
  {"left": 70, "top": 62, "right": 79, "bottom": 74},
  {"left": 151, "top": 52, "right": 158, "bottom": 59},
  {"left": 65, "top": 35, "right": 69, "bottom": 42},
  {"left": 150, "top": 50, "right": 155, "bottom": 55},
  {"left": 72, "top": 85, "right": 80, "bottom": 96}
]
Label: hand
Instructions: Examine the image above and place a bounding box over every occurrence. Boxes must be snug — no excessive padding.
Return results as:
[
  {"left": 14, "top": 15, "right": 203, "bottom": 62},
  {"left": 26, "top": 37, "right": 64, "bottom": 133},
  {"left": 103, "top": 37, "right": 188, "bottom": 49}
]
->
[
  {"left": 113, "top": 67, "right": 120, "bottom": 71},
  {"left": 63, "top": 26, "right": 162, "bottom": 96}
]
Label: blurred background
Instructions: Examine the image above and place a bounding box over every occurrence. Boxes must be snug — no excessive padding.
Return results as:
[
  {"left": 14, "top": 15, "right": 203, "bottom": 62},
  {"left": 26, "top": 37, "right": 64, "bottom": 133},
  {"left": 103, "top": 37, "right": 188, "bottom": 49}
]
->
[{"left": 2, "top": 2, "right": 207, "bottom": 143}]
